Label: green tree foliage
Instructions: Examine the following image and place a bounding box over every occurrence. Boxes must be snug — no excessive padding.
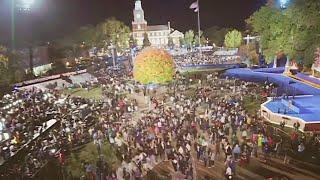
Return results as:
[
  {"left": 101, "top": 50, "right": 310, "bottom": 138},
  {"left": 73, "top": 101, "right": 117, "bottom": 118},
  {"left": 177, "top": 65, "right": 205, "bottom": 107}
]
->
[
  {"left": 55, "top": 35, "right": 90, "bottom": 60},
  {"left": 238, "top": 43, "right": 259, "bottom": 65},
  {"left": 0, "top": 46, "right": 9, "bottom": 86},
  {"left": 48, "top": 41, "right": 69, "bottom": 60},
  {"left": 73, "top": 25, "right": 99, "bottom": 47},
  {"left": 179, "top": 37, "right": 185, "bottom": 48},
  {"left": 224, "top": 29, "right": 243, "bottom": 48},
  {"left": 98, "top": 17, "right": 131, "bottom": 51},
  {"left": 54, "top": 37, "right": 76, "bottom": 58},
  {"left": 8, "top": 51, "right": 25, "bottom": 83},
  {"left": 247, "top": 7, "right": 289, "bottom": 62},
  {"left": 129, "top": 35, "right": 137, "bottom": 48},
  {"left": 56, "top": 17, "right": 131, "bottom": 54},
  {"left": 247, "top": 0, "right": 320, "bottom": 66},
  {"left": 184, "top": 30, "right": 195, "bottom": 49},
  {"left": 0, "top": 46, "right": 8, "bottom": 67},
  {"left": 66, "top": 142, "right": 120, "bottom": 178},
  {"left": 194, "top": 31, "right": 207, "bottom": 47},
  {"left": 143, "top": 32, "right": 151, "bottom": 48},
  {"left": 204, "top": 26, "right": 230, "bottom": 47},
  {"left": 0, "top": 46, "right": 25, "bottom": 91}
]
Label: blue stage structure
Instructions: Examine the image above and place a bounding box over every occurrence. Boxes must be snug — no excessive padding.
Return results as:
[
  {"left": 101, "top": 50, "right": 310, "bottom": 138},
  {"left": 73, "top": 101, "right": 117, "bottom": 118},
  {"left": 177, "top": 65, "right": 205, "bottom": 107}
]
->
[
  {"left": 295, "top": 73, "right": 320, "bottom": 85},
  {"left": 223, "top": 68, "right": 320, "bottom": 95},
  {"left": 178, "top": 63, "right": 247, "bottom": 72},
  {"left": 229, "top": 67, "right": 320, "bottom": 132},
  {"left": 261, "top": 95, "right": 320, "bottom": 132},
  {"left": 253, "top": 67, "right": 285, "bottom": 74},
  {"left": 264, "top": 96, "right": 320, "bottom": 122}
]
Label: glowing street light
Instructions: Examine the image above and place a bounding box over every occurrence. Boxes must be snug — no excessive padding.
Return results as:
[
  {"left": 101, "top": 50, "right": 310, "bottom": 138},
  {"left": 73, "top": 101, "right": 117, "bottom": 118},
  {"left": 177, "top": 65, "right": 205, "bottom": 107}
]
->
[
  {"left": 22, "top": 0, "right": 35, "bottom": 4},
  {"left": 17, "top": 0, "right": 35, "bottom": 11},
  {"left": 280, "top": 0, "right": 289, "bottom": 9}
]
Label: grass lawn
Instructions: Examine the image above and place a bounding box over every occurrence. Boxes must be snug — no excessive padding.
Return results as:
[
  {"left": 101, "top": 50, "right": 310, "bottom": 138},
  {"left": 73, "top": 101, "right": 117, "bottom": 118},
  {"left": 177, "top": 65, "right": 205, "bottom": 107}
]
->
[
  {"left": 63, "top": 87, "right": 103, "bottom": 100},
  {"left": 243, "top": 95, "right": 263, "bottom": 116},
  {"left": 66, "top": 142, "right": 120, "bottom": 178}
]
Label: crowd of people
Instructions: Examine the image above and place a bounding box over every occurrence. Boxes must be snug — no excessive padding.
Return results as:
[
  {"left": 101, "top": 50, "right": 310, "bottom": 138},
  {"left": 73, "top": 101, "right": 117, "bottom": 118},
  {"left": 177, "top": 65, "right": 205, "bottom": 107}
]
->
[
  {"left": 0, "top": 90, "right": 56, "bottom": 162},
  {"left": 0, "top": 66, "right": 136, "bottom": 179},
  {"left": 0, "top": 56, "right": 319, "bottom": 180},
  {"left": 0, "top": 87, "right": 104, "bottom": 178},
  {"left": 82, "top": 68, "right": 312, "bottom": 179},
  {"left": 99, "top": 71, "right": 319, "bottom": 179},
  {"left": 174, "top": 53, "right": 240, "bottom": 66}
]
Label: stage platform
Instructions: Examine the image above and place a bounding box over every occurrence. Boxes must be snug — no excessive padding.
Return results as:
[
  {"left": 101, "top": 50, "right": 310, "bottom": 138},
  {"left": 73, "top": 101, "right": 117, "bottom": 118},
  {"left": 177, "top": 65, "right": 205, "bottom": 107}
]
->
[
  {"left": 224, "top": 67, "right": 320, "bottom": 131},
  {"left": 177, "top": 63, "right": 247, "bottom": 72},
  {"left": 261, "top": 96, "right": 320, "bottom": 132},
  {"left": 223, "top": 68, "right": 320, "bottom": 95},
  {"left": 288, "top": 73, "right": 320, "bottom": 89},
  {"left": 253, "top": 67, "right": 285, "bottom": 74}
]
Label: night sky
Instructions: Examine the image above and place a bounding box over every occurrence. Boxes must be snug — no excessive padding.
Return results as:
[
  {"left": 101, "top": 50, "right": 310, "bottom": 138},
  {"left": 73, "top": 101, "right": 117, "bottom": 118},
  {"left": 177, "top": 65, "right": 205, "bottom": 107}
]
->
[{"left": 0, "top": 0, "right": 267, "bottom": 46}]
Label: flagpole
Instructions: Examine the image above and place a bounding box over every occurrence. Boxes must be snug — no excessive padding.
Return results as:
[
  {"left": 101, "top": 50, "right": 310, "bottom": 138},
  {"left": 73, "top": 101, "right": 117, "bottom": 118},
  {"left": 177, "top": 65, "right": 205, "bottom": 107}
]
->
[{"left": 197, "top": 0, "right": 202, "bottom": 56}]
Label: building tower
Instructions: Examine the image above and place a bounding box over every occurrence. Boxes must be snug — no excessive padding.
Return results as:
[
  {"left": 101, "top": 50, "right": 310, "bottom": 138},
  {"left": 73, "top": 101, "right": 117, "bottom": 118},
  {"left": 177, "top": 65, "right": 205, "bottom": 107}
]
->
[{"left": 132, "top": 0, "right": 147, "bottom": 31}]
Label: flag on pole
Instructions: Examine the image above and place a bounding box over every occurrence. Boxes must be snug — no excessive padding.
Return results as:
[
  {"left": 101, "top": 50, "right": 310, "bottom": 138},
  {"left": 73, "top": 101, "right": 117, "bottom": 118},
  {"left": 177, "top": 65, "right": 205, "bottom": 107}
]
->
[{"left": 189, "top": 1, "right": 199, "bottom": 12}]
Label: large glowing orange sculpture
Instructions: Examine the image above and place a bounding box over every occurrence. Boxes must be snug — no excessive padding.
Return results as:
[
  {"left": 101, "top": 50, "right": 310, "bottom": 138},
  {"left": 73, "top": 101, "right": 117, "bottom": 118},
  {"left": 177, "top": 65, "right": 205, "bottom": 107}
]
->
[{"left": 133, "top": 47, "right": 174, "bottom": 84}]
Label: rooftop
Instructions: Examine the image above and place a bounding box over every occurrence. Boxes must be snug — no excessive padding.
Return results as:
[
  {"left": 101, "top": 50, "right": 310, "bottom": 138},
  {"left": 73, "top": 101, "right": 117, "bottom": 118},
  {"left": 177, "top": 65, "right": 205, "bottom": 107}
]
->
[{"left": 147, "top": 25, "right": 169, "bottom": 31}]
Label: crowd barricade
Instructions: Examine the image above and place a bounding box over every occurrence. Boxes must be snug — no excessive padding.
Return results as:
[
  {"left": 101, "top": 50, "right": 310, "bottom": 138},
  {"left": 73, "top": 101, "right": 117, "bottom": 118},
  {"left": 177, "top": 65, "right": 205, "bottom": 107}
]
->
[
  {"left": 178, "top": 63, "right": 246, "bottom": 72},
  {"left": 15, "top": 70, "right": 87, "bottom": 88}
]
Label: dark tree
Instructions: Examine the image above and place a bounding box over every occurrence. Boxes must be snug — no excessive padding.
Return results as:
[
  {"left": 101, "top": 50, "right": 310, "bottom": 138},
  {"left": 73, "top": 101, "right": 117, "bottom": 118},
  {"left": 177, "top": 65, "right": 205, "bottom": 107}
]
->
[
  {"left": 168, "top": 36, "right": 174, "bottom": 49},
  {"left": 143, "top": 33, "right": 151, "bottom": 48}
]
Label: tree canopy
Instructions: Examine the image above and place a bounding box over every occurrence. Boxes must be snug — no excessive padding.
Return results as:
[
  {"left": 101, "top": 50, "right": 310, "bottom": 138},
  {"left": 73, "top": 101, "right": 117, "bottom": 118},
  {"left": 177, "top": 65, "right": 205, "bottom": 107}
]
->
[
  {"left": 238, "top": 43, "right": 259, "bottom": 65},
  {"left": 0, "top": 46, "right": 25, "bottom": 90},
  {"left": 133, "top": 48, "right": 174, "bottom": 84},
  {"left": 204, "top": 26, "right": 230, "bottom": 47},
  {"left": 247, "top": 0, "right": 320, "bottom": 66},
  {"left": 98, "top": 17, "right": 131, "bottom": 51},
  {"left": 143, "top": 33, "right": 151, "bottom": 48},
  {"left": 168, "top": 36, "right": 174, "bottom": 49},
  {"left": 73, "top": 25, "right": 100, "bottom": 47},
  {"left": 224, "top": 29, "right": 242, "bottom": 48},
  {"left": 194, "top": 31, "right": 207, "bottom": 47},
  {"left": 57, "top": 17, "right": 131, "bottom": 54},
  {"left": 0, "top": 46, "right": 9, "bottom": 86},
  {"left": 184, "top": 30, "right": 195, "bottom": 49}
]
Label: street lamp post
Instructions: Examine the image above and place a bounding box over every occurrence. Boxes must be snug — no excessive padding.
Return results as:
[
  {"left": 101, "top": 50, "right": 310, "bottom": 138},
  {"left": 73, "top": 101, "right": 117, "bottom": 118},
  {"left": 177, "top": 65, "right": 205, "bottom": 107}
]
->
[
  {"left": 129, "top": 38, "right": 135, "bottom": 68},
  {"left": 11, "top": 0, "right": 15, "bottom": 50},
  {"left": 109, "top": 44, "right": 116, "bottom": 67},
  {"left": 233, "top": 77, "right": 236, "bottom": 93},
  {"left": 96, "top": 137, "right": 104, "bottom": 180},
  {"left": 12, "top": 0, "right": 36, "bottom": 75}
]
